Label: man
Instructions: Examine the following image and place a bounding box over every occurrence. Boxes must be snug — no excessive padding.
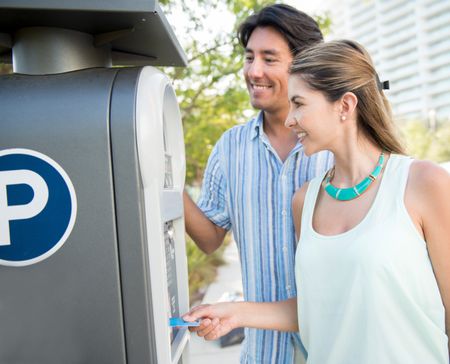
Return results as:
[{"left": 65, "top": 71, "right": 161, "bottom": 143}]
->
[{"left": 184, "top": 4, "right": 333, "bottom": 363}]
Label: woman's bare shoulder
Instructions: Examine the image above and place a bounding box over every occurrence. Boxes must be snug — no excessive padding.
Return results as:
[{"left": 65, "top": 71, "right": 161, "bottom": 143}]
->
[
  {"left": 407, "top": 159, "right": 450, "bottom": 211},
  {"left": 408, "top": 159, "right": 450, "bottom": 192}
]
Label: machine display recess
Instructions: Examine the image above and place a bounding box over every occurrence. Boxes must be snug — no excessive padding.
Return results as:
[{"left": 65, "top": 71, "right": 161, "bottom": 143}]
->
[
  {"left": 165, "top": 154, "right": 174, "bottom": 189},
  {"left": 165, "top": 220, "right": 180, "bottom": 343}
]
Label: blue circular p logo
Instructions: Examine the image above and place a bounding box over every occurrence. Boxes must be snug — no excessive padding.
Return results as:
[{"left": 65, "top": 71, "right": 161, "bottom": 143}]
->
[{"left": 0, "top": 148, "right": 77, "bottom": 266}]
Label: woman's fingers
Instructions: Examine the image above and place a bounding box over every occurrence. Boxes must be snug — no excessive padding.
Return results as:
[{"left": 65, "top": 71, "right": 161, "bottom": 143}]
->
[
  {"left": 188, "top": 317, "right": 211, "bottom": 333},
  {"left": 196, "top": 317, "right": 220, "bottom": 338},
  {"left": 204, "top": 319, "right": 230, "bottom": 341},
  {"left": 183, "top": 304, "right": 213, "bottom": 322},
  {"left": 182, "top": 304, "right": 214, "bottom": 333},
  {"left": 182, "top": 302, "right": 237, "bottom": 341}
]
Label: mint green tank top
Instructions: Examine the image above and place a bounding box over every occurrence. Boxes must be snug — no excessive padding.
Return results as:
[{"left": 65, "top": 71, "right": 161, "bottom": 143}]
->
[{"left": 295, "top": 154, "right": 449, "bottom": 364}]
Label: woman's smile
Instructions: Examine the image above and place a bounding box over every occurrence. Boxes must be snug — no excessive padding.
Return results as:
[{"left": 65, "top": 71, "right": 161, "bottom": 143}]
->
[{"left": 296, "top": 131, "right": 307, "bottom": 142}]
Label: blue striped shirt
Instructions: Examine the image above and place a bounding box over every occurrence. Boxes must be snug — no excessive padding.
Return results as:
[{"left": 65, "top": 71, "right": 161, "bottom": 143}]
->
[{"left": 198, "top": 112, "right": 333, "bottom": 363}]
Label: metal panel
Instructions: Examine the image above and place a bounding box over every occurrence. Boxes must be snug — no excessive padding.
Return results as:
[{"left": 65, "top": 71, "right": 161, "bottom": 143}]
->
[
  {"left": 134, "top": 66, "right": 190, "bottom": 364},
  {"left": 109, "top": 67, "right": 158, "bottom": 364},
  {"left": 0, "top": 69, "right": 127, "bottom": 364},
  {"left": 0, "top": 3, "right": 187, "bottom": 67},
  {"left": 0, "top": 0, "right": 156, "bottom": 12},
  {"left": 110, "top": 66, "right": 191, "bottom": 364}
]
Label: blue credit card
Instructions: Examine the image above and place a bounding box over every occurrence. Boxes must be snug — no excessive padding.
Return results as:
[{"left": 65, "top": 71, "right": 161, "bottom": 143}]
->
[{"left": 169, "top": 317, "right": 201, "bottom": 327}]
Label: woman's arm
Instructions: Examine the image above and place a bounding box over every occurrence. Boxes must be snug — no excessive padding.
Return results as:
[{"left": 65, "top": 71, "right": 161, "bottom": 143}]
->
[
  {"left": 183, "top": 298, "right": 298, "bottom": 340},
  {"left": 184, "top": 184, "right": 310, "bottom": 341},
  {"left": 408, "top": 161, "right": 450, "bottom": 353}
]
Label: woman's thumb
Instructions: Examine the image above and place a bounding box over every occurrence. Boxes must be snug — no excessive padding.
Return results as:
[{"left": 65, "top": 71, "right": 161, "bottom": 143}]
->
[{"left": 183, "top": 304, "right": 212, "bottom": 321}]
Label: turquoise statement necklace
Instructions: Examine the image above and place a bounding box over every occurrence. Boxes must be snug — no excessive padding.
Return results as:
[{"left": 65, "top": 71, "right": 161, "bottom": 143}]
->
[{"left": 323, "top": 152, "right": 385, "bottom": 201}]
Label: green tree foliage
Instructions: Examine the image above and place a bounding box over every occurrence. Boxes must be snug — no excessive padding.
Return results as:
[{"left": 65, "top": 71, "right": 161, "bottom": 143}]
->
[
  {"left": 161, "top": 1, "right": 253, "bottom": 185},
  {"left": 161, "top": 1, "right": 331, "bottom": 185},
  {"left": 186, "top": 236, "right": 227, "bottom": 303},
  {"left": 400, "top": 120, "right": 450, "bottom": 162}
]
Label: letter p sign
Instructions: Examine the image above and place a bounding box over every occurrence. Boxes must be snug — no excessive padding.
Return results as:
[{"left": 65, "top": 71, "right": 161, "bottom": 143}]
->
[
  {"left": 0, "top": 149, "right": 77, "bottom": 266},
  {"left": 0, "top": 170, "right": 49, "bottom": 246}
]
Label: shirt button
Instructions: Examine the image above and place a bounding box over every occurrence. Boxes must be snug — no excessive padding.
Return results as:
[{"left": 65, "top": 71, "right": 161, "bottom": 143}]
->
[
  {"left": 282, "top": 210, "right": 287, "bottom": 216},
  {"left": 283, "top": 246, "right": 288, "bottom": 252},
  {"left": 286, "top": 285, "right": 291, "bottom": 290}
]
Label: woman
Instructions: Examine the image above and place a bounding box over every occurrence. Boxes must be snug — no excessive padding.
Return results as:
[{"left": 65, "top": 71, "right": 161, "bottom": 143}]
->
[{"left": 183, "top": 40, "right": 450, "bottom": 363}]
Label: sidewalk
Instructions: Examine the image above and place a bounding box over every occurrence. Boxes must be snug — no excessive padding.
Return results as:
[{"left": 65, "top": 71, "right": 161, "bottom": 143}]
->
[{"left": 188, "top": 240, "right": 243, "bottom": 364}]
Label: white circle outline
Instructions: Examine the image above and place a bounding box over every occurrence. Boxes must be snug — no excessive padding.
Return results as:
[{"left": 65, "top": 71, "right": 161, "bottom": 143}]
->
[{"left": 0, "top": 148, "right": 77, "bottom": 267}]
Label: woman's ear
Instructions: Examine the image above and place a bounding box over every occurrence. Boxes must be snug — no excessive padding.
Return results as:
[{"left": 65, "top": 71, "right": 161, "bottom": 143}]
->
[{"left": 339, "top": 92, "right": 358, "bottom": 120}]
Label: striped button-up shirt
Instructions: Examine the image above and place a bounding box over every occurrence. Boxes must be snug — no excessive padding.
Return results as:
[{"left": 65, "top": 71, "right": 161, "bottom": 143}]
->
[{"left": 198, "top": 112, "right": 333, "bottom": 363}]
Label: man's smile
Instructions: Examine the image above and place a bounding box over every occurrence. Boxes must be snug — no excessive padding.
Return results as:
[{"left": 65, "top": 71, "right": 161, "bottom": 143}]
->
[{"left": 250, "top": 82, "right": 272, "bottom": 90}]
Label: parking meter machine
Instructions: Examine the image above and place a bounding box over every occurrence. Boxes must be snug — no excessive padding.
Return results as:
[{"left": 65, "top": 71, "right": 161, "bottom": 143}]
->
[{"left": 0, "top": 1, "right": 191, "bottom": 363}]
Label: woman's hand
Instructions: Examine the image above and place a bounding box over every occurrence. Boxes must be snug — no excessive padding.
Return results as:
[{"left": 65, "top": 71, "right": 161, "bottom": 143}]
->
[
  {"left": 183, "top": 302, "right": 241, "bottom": 340},
  {"left": 183, "top": 297, "right": 299, "bottom": 340}
]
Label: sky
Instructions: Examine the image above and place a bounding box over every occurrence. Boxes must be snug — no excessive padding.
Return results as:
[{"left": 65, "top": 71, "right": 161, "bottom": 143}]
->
[
  {"left": 166, "top": 1, "right": 327, "bottom": 49},
  {"left": 286, "top": 1, "right": 323, "bottom": 14}
]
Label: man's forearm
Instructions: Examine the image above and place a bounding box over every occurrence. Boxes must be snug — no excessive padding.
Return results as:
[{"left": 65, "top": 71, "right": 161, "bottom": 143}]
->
[{"left": 183, "top": 190, "right": 227, "bottom": 254}]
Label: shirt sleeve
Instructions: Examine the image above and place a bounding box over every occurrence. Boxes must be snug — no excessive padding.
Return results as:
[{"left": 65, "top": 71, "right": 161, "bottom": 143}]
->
[{"left": 197, "top": 140, "right": 231, "bottom": 230}]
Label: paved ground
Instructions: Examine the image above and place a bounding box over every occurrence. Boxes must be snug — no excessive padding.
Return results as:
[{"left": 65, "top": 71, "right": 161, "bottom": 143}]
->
[{"left": 188, "top": 240, "right": 243, "bottom": 364}]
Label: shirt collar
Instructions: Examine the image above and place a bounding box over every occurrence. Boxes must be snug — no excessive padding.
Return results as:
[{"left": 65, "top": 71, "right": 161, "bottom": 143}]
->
[
  {"left": 249, "top": 111, "right": 304, "bottom": 156},
  {"left": 250, "top": 111, "right": 264, "bottom": 140}
]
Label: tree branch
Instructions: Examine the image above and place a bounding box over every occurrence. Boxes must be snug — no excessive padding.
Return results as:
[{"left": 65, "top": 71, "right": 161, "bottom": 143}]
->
[{"left": 181, "top": 65, "right": 242, "bottom": 117}]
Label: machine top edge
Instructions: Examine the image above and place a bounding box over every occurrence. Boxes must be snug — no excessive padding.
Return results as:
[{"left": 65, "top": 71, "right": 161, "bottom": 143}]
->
[
  {"left": 0, "top": 3, "right": 188, "bottom": 67},
  {"left": 0, "top": 0, "right": 157, "bottom": 13}
]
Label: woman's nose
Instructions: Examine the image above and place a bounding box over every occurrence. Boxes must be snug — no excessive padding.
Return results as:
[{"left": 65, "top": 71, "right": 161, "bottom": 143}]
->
[{"left": 284, "top": 115, "right": 297, "bottom": 128}]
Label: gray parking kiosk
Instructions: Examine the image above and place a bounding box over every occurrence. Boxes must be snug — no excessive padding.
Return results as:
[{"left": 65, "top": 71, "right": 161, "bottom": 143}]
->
[{"left": 0, "top": 1, "right": 191, "bottom": 363}]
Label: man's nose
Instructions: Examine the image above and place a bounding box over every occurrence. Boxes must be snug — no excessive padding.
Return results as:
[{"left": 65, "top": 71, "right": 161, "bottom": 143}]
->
[{"left": 247, "top": 59, "right": 264, "bottom": 78}]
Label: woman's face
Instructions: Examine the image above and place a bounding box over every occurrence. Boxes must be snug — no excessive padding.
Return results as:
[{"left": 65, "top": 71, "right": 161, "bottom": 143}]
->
[{"left": 285, "top": 75, "right": 341, "bottom": 156}]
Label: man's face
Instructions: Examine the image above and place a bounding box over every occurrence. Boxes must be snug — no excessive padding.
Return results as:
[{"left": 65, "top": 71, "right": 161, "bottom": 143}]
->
[{"left": 243, "top": 26, "right": 293, "bottom": 114}]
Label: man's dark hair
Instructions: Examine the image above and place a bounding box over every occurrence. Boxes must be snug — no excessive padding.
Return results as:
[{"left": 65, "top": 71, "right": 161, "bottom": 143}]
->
[{"left": 238, "top": 4, "right": 323, "bottom": 56}]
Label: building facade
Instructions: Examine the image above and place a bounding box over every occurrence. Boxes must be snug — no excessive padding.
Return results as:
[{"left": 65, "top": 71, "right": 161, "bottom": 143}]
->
[{"left": 320, "top": 0, "right": 450, "bottom": 123}]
